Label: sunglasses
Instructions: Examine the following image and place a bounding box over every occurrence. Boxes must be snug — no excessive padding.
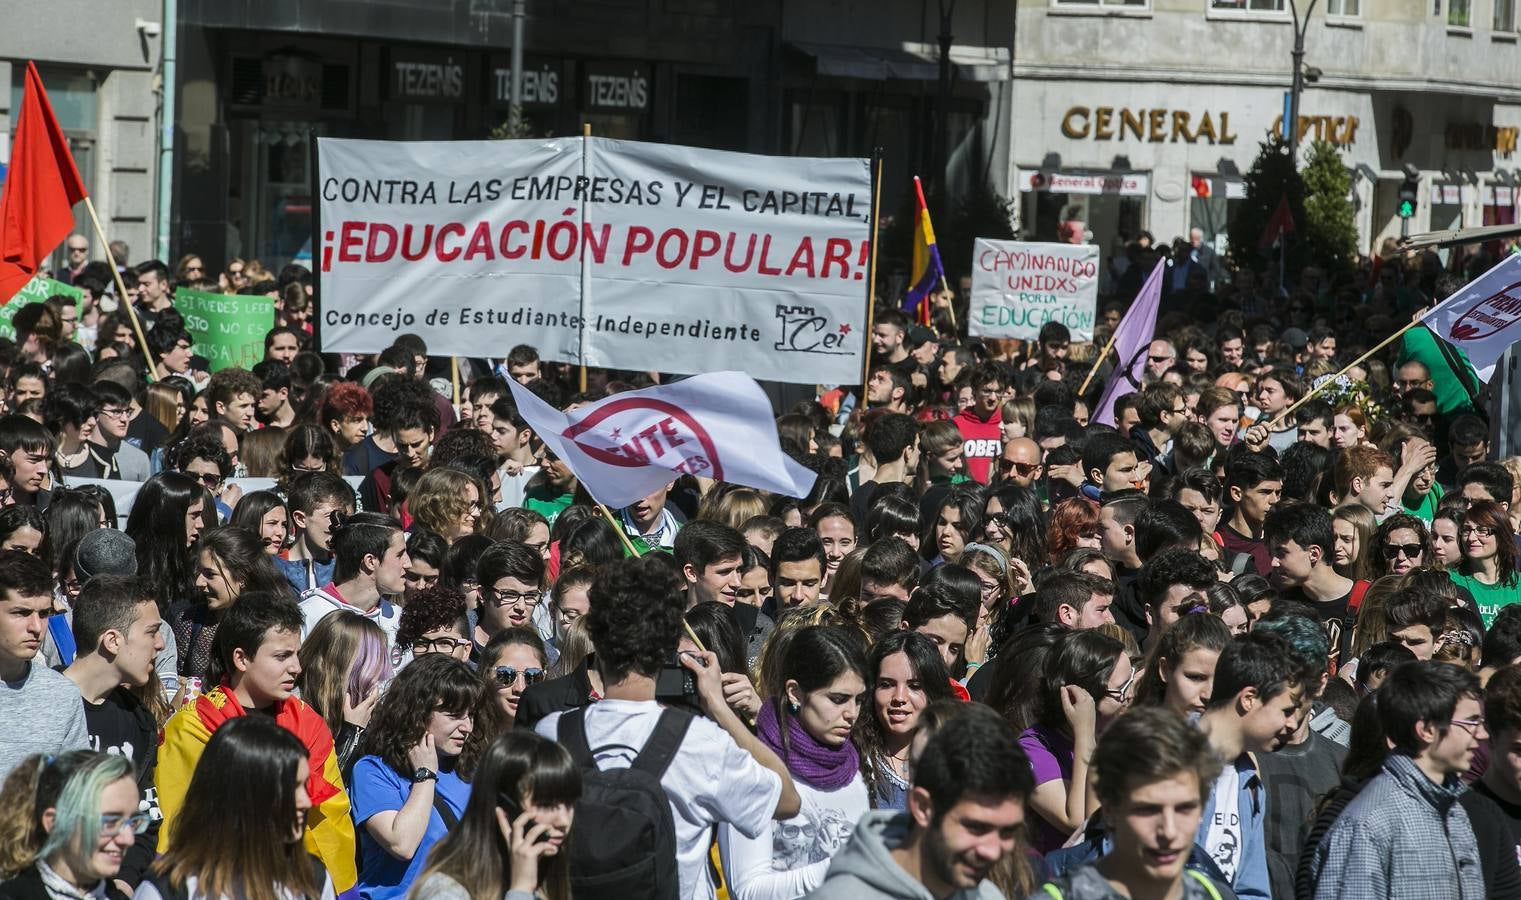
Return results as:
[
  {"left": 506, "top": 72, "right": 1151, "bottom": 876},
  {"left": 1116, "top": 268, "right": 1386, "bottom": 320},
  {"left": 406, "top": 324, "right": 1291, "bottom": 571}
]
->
[
  {"left": 494, "top": 665, "right": 545, "bottom": 687},
  {"left": 189, "top": 471, "right": 223, "bottom": 488},
  {"left": 997, "top": 459, "right": 1040, "bottom": 476},
  {"left": 1381, "top": 543, "right": 1422, "bottom": 560}
]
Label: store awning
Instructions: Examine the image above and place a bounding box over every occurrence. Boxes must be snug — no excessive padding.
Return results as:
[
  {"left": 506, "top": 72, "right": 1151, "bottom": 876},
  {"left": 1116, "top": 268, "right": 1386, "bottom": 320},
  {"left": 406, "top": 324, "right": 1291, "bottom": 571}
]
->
[{"left": 788, "top": 41, "right": 1010, "bottom": 82}]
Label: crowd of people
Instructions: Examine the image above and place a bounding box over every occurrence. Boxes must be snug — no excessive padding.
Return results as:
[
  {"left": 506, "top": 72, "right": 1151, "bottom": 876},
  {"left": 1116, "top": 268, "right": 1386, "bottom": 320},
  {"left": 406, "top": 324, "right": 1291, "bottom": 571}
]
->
[{"left": 0, "top": 234, "right": 1515, "bottom": 900}]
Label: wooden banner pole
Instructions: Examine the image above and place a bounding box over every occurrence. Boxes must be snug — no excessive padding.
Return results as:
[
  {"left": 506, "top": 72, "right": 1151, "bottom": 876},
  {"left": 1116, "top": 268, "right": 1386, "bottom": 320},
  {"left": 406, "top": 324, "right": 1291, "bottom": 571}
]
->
[
  {"left": 859, "top": 150, "right": 884, "bottom": 408},
  {"left": 82, "top": 196, "right": 156, "bottom": 381}
]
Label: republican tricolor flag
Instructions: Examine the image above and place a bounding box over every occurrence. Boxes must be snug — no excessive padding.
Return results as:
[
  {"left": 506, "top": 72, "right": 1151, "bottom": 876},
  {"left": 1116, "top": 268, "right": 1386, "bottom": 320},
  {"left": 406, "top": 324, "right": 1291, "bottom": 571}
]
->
[{"left": 901, "top": 176, "right": 944, "bottom": 325}]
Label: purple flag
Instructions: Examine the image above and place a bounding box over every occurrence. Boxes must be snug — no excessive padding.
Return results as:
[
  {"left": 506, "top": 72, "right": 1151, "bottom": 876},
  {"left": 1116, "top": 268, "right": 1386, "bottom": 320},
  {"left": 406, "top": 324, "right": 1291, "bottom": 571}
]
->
[{"left": 1093, "top": 259, "right": 1165, "bottom": 426}]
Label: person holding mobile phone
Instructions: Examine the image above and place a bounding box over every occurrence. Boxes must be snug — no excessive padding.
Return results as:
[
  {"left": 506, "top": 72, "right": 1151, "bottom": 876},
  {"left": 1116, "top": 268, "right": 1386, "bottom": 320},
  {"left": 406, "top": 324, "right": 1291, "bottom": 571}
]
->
[{"left": 411, "top": 730, "right": 579, "bottom": 900}]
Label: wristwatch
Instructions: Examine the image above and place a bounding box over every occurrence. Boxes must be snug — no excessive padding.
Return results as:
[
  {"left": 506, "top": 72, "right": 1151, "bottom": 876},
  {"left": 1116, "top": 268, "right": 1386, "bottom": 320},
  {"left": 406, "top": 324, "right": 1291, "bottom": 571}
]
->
[{"left": 411, "top": 767, "right": 438, "bottom": 784}]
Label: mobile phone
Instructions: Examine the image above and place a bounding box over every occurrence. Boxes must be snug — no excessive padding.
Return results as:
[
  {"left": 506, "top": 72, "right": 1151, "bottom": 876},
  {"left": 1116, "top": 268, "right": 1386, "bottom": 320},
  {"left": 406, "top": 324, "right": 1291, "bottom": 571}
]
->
[{"left": 499, "top": 796, "right": 551, "bottom": 844}]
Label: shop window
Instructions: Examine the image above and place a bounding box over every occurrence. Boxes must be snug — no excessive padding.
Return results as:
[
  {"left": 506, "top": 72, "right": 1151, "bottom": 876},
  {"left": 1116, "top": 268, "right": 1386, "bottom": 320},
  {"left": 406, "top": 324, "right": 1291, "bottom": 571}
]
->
[
  {"left": 674, "top": 74, "right": 748, "bottom": 151},
  {"left": 1210, "top": 0, "right": 1286, "bottom": 11},
  {"left": 1497, "top": 0, "right": 1516, "bottom": 31},
  {"left": 1449, "top": 0, "right": 1471, "bottom": 26},
  {"left": 10, "top": 66, "right": 96, "bottom": 132},
  {"left": 787, "top": 91, "right": 844, "bottom": 157},
  {"left": 1327, "top": 0, "right": 1360, "bottom": 16}
]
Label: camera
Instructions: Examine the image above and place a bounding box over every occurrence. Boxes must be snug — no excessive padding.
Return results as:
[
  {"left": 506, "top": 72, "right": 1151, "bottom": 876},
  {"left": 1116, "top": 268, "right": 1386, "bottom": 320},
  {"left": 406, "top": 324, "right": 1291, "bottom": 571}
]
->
[{"left": 654, "top": 652, "right": 697, "bottom": 702}]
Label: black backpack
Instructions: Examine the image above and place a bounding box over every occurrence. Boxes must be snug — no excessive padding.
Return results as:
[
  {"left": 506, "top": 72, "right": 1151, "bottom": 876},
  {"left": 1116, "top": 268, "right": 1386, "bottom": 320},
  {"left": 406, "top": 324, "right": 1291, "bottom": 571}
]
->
[{"left": 557, "top": 705, "right": 692, "bottom": 900}]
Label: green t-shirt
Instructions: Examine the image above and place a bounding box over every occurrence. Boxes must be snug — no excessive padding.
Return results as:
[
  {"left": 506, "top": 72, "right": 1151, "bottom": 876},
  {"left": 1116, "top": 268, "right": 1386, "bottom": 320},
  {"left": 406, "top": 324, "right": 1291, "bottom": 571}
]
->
[
  {"left": 523, "top": 485, "right": 574, "bottom": 526},
  {"left": 1450, "top": 570, "right": 1521, "bottom": 627},
  {"left": 1401, "top": 481, "right": 1444, "bottom": 522}
]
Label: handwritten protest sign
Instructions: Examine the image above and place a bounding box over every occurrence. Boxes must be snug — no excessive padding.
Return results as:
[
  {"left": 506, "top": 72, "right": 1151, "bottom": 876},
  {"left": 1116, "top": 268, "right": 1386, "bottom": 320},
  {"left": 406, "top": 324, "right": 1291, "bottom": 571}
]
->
[
  {"left": 174, "top": 289, "right": 275, "bottom": 372},
  {"left": 968, "top": 240, "right": 1099, "bottom": 341},
  {"left": 316, "top": 136, "right": 872, "bottom": 386},
  {"left": 0, "top": 276, "right": 82, "bottom": 342}
]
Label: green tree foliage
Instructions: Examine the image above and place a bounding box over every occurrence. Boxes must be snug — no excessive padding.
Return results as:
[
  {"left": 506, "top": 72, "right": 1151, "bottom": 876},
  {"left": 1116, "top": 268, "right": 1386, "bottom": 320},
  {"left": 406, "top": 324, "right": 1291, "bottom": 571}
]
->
[
  {"left": 1301, "top": 140, "right": 1359, "bottom": 280},
  {"left": 1228, "top": 135, "right": 1308, "bottom": 277}
]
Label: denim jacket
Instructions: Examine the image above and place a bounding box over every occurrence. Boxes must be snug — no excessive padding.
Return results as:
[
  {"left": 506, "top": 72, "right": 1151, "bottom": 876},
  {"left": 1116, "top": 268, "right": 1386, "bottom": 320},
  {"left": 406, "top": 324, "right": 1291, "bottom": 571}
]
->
[{"left": 1195, "top": 753, "right": 1270, "bottom": 900}]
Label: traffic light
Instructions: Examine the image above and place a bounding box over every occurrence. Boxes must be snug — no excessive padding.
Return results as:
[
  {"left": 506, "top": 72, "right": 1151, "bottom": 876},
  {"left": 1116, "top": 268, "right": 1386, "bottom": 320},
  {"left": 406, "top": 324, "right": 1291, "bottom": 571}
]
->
[{"left": 1398, "top": 179, "right": 1418, "bottom": 219}]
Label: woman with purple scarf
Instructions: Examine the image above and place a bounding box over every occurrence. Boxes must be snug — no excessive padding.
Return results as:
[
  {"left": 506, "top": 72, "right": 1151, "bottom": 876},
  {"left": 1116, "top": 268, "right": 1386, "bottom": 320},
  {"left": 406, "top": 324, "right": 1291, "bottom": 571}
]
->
[{"left": 718, "top": 626, "right": 870, "bottom": 900}]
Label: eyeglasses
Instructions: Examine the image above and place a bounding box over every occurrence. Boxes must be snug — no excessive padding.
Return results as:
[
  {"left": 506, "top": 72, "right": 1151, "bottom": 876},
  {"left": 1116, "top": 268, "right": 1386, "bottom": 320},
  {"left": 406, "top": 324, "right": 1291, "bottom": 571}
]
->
[
  {"left": 494, "top": 665, "right": 545, "bottom": 687},
  {"left": 1451, "top": 717, "right": 1486, "bottom": 738},
  {"left": 402, "top": 571, "right": 439, "bottom": 587},
  {"left": 290, "top": 462, "right": 327, "bottom": 473},
  {"left": 68, "top": 245, "right": 88, "bottom": 254},
  {"left": 188, "top": 471, "right": 223, "bottom": 488},
  {"left": 486, "top": 587, "right": 538, "bottom": 608},
  {"left": 1148, "top": 355, "right": 1175, "bottom": 364},
  {"left": 1105, "top": 669, "right": 1139, "bottom": 704},
  {"left": 413, "top": 636, "right": 471, "bottom": 654},
  {"left": 187, "top": 468, "right": 222, "bottom": 489},
  {"left": 100, "top": 813, "right": 152, "bottom": 837},
  {"left": 978, "top": 580, "right": 1004, "bottom": 599},
  {"left": 1381, "top": 543, "right": 1423, "bottom": 560},
  {"left": 997, "top": 458, "right": 1040, "bottom": 476},
  {"left": 185, "top": 266, "right": 203, "bottom": 274},
  {"left": 1461, "top": 526, "right": 1497, "bottom": 538},
  {"left": 97, "top": 406, "right": 130, "bottom": 420}
]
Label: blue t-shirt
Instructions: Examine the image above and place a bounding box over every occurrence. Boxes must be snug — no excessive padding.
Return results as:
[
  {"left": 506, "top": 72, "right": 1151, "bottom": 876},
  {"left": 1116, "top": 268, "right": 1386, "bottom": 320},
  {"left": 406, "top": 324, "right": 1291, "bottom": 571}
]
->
[{"left": 351, "top": 755, "right": 470, "bottom": 900}]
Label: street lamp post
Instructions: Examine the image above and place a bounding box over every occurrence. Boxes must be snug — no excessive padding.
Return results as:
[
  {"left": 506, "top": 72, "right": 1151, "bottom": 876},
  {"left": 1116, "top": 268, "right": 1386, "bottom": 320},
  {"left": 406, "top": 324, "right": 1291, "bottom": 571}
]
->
[
  {"left": 933, "top": 0, "right": 956, "bottom": 189},
  {"left": 1287, "top": 0, "right": 1319, "bottom": 154}
]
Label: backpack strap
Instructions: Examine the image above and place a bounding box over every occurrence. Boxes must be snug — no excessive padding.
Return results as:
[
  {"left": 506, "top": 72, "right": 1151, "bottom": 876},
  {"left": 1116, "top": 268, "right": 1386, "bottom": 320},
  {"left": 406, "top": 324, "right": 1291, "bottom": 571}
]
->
[
  {"left": 631, "top": 708, "right": 695, "bottom": 778},
  {"left": 431, "top": 791, "right": 460, "bottom": 830},
  {"left": 1041, "top": 885, "right": 1065, "bottom": 900},
  {"left": 1186, "top": 869, "right": 1224, "bottom": 900},
  {"left": 556, "top": 706, "right": 596, "bottom": 769},
  {"left": 1348, "top": 579, "right": 1371, "bottom": 616}
]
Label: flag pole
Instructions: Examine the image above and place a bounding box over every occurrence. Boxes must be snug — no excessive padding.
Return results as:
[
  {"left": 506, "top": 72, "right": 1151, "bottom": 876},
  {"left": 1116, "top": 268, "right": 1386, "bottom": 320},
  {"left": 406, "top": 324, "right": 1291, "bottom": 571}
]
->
[
  {"left": 1078, "top": 326, "right": 1123, "bottom": 397},
  {"left": 579, "top": 122, "right": 591, "bottom": 395},
  {"left": 450, "top": 356, "right": 461, "bottom": 410},
  {"left": 82, "top": 197, "right": 156, "bottom": 381},
  {"left": 594, "top": 500, "right": 708, "bottom": 652},
  {"left": 1266, "top": 314, "right": 1429, "bottom": 429},
  {"left": 859, "top": 149, "right": 884, "bottom": 407},
  {"left": 937, "top": 274, "right": 959, "bottom": 332}
]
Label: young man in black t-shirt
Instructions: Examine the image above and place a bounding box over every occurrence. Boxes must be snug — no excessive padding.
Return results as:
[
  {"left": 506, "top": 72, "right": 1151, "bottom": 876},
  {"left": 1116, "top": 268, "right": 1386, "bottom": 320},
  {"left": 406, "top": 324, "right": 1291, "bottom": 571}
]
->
[
  {"left": 1263, "top": 503, "right": 1359, "bottom": 672},
  {"left": 62, "top": 574, "right": 165, "bottom": 889},
  {"left": 1478, "top": 667, "right": 1521, "bottom": 844}
]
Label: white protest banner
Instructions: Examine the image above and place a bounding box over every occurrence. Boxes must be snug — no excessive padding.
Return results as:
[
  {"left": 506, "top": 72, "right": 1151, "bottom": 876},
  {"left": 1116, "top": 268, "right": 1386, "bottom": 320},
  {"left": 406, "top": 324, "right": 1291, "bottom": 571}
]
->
[
  {"left": 967, "top": 239, "right": 1099, "bottom": 341},
  {"left": 317, "top": 136, "right": 872, "bottom": 385},
  {"left": 1422, "top": 252, "right": 1521, "bottom": 381},
  {"left": 507, "top": 372, "right": 817, "bottom": 510}
]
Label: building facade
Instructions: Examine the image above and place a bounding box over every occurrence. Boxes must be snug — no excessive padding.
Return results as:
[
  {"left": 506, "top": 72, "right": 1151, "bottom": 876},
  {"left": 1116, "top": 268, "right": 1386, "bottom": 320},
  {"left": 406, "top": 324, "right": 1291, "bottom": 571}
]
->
[
  {"left": 0, "top": 0, "right": 163, "bottom": 268},
  {"left": 169, "top": 0, "right": 1015, "bottom": 276},
  {"left": 1009, "top": 0, "right": 1521, "bottom": 257}
]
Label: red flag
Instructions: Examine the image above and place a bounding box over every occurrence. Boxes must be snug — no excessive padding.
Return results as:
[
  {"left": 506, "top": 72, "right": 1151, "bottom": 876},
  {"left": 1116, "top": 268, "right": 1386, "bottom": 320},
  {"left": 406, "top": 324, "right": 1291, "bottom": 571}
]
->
[
  {"left": 0, "top": 62, "right": 89, "bottom": 304},
  {"left": 1257, "top": 194, "right": 1295, "bottom": 251}
]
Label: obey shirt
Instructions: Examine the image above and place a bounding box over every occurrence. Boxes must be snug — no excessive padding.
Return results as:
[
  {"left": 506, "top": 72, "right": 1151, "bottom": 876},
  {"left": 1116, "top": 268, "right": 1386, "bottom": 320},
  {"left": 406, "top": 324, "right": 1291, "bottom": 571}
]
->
[{"left": 953, "top": 407, "right": 1002, "bottom": 484}]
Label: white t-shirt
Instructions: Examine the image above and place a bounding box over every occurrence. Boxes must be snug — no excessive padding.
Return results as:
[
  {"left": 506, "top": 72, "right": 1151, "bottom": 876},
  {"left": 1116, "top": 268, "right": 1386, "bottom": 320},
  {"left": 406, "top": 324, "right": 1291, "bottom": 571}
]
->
[
  {"left": 1203, "top": 763, "right": 1243, "bottom": 883},
  {"left": 132, "top": 874, "right": 336, "bottom": 900},
  {"left": 536, "top": 698, "right": 782, "bottom": 900},
  {"left": 719, "top": 771, "right": 869, "bottom": 900}
]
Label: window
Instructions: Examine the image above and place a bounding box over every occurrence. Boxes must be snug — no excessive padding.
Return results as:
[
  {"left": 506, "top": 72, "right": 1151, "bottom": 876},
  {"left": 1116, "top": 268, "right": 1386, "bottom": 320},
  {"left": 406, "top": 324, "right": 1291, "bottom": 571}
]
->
[
  {"left": 1054, "top": 0, "right": 1147, "bottom": 6},
  {"left": 1449, "top": 0, "right": 1470, "bottom": 26},
  {"left": 1211, "top": 0, "right": 1286, "bottom": 10},
  {"left": 1497, "top": 0, "right": 1516, "bottom": 31},
  {"left": 1327, "top": 0, "right": 1361, "bottom": 15}
]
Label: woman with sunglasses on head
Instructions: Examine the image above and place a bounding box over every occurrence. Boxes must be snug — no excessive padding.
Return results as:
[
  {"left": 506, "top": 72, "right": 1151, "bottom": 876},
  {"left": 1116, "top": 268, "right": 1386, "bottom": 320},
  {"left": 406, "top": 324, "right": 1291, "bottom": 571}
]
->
[
  {"left": 1450, "top": 500, "right": 1521, "bottom": 627},
  {"left": 174, "top": 526, "right": 296, "bottom": 682},
  {"left": 352, "top": 654, "right": 489, "bottom": 900},
  {"left": 297, "top": 613, "right": 394, "bottom": 780},
  {"left": 139, "top": 715, "right": 337, "bottom": 900},
  {"left": 393, "top": 584, "right": 473, "bottom": 672},
  {"left": 1372, "top": 512, "right": 1433, "bottom": 578},
  {"left": 482, "top": 627, "right": 550, "bottom": 731},
  {"left": 0, "top": 751, "right": 139, "bottom": 900},
  {"left": 409, "top": 731, "right": 579, "bottom": 900},
  {"left": 1019, "top": 628, "right": 1132, "bottom": 855}
]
